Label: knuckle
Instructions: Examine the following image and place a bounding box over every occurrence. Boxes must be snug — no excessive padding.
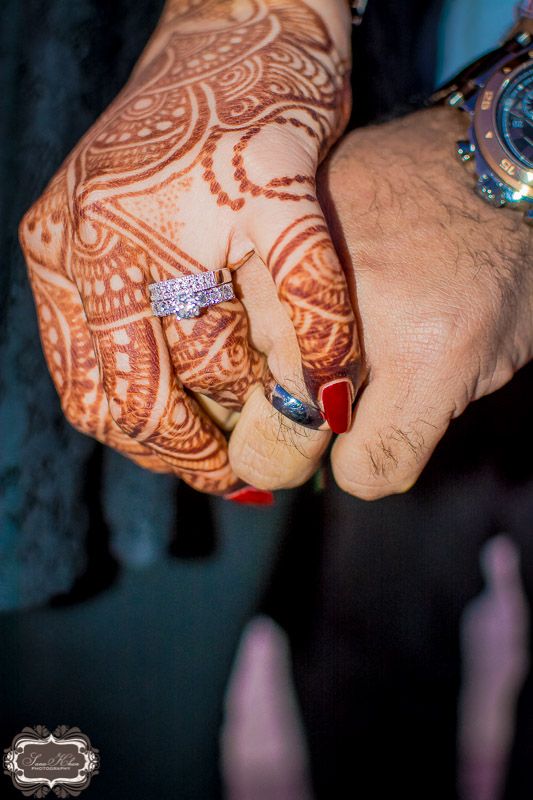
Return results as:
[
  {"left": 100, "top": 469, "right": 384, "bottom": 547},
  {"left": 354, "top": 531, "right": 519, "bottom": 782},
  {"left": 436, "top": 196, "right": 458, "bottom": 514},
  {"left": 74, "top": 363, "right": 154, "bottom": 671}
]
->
[
  {"left": 240, "top": 128, "right": 314, "bottom": 190},
  {"left": 404, "top": 311, "right": 462, "bottom": 367},
  {"left": 19, "top": 178, "right": 69, "bottom": 257},
  {"left": 18, "top": 198, "right": 46, "bottom": 252},
  {"left": 107, "top": 400, "right": 144, "bottom": 439},
  {"left": 401, "top": 285, "right": 501, "bottom": 369},
  {"left": 18, "top": 207, "right": 34, "bottom": 250},
  {"left": 229, "top": 426, "right": 318, "bottom": 491}
]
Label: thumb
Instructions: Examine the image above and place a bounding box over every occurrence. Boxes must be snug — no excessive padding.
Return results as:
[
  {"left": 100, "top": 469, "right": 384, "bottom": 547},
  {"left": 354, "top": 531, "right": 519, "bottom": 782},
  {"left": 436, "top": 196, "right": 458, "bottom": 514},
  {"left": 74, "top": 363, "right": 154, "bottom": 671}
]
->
[{"left": 331, "top": 363, "right": 454, "bottom": 500}]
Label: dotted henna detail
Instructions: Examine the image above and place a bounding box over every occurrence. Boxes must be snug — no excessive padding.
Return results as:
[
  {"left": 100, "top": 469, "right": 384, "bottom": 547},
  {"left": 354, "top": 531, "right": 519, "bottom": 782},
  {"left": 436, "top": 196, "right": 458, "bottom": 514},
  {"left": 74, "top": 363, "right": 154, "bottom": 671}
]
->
[{"left": 74, "top": 0, "right": 348, "bottom": 207}]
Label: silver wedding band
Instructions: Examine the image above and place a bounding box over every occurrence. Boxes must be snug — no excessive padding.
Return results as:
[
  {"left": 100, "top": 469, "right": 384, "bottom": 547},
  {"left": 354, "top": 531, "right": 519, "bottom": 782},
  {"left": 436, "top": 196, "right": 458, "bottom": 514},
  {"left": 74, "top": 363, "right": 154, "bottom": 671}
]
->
[
  {"left": 268, "top": 383, "right": 324, "bottom": 429},
  {"left": 149, "top": 269, "right": 234, "bottom": 320}
]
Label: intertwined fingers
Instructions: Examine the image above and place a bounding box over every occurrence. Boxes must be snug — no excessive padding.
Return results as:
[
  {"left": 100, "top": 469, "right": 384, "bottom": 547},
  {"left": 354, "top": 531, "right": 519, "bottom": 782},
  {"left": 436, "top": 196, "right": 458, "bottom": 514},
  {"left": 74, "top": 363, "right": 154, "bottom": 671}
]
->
[
  {"left": 20, "top": 174, "right": 241, "bottom": 494},
  {"left": 19, "top": 0, "right": 360, "bottom": 498}
]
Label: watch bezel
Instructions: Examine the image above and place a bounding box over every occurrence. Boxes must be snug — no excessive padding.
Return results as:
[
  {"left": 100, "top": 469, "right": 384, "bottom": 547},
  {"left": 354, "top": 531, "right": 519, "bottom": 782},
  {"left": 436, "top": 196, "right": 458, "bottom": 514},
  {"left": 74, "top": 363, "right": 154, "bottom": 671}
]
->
[{"left": 474, "top": 51, "right": 533, "bottom": 200}]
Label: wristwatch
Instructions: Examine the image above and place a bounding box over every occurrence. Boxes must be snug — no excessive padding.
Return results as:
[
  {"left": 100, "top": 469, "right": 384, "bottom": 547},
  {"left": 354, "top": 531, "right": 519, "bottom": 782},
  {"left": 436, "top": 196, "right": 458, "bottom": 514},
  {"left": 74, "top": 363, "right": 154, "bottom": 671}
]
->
[{"left": 433, "top": 0, "right": 533, "bottom": 223}]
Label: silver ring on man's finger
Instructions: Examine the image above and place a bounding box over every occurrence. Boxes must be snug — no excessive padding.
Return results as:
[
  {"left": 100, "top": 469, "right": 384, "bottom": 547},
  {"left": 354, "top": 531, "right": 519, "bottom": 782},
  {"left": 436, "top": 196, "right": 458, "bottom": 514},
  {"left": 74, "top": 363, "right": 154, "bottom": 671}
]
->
[{"left": 268, "top": 383, "right": 324, "bottom": 430}]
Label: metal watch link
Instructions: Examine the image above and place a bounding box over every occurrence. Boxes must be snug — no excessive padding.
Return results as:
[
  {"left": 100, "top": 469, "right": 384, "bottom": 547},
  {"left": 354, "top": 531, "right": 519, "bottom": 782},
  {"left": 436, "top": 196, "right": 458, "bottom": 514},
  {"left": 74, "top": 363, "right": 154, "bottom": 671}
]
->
[{"left": 433, "top": 0, "right": 533, "bottom": 223}]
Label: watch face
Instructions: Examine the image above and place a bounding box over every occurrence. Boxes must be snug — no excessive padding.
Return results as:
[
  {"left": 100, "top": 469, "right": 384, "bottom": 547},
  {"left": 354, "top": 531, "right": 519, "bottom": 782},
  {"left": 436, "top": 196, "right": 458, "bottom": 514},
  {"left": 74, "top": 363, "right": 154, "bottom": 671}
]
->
[{"left": 497, "top": 63, "right": 533, "bottom": 169}]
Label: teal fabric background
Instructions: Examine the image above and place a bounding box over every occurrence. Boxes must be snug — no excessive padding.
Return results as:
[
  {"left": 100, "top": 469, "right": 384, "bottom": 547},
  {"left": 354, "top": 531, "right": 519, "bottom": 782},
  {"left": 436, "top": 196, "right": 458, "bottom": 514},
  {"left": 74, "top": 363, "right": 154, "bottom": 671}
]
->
[
  {"left": 0, "top": 492, "right": 295, "bottom": 798},
  {"left": 437, "top": 0, "right": 516, "bottom": 82},
  {"left": 0, "top": 0, "right": 182, "bottom": 610}
]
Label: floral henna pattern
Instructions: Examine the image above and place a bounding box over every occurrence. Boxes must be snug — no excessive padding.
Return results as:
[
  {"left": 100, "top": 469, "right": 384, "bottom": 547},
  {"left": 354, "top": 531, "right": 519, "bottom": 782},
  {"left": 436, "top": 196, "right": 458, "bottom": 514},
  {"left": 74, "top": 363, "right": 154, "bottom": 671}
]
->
[
  {"left": 76, "top": 0, "right": 348, "bottom": 200},
  {"left": 21, "top": 177, "right": 237, "bottom": 492},
  {"left": 162, "top": 303, "right": 268, "bottom": 409},
  {"left": 20, "top": 0, "right": 355, "bottom": 491},
  {"left": 268, "top": 213, "right": 361, "bottom": 399},
  {"left": 20, "top": 179, "right": 171, "bottom": 474}
]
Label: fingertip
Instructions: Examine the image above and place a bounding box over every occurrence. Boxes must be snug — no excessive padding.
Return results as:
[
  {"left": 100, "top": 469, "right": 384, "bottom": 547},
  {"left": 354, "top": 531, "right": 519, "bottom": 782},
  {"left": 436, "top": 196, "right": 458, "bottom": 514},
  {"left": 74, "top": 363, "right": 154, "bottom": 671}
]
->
[
  {"left": 331, "top": 435, "right": 421, "bottom": 501},
  {"left": 318, "top": 378, "right": 354, "bottom": 434}
]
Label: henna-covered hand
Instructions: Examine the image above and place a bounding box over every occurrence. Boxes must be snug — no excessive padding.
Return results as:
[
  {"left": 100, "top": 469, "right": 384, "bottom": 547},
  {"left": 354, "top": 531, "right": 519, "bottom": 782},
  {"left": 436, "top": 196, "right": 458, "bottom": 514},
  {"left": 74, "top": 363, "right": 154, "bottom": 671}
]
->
[{"left": 19, "top": 0, "right": 362, "bottom": 495}]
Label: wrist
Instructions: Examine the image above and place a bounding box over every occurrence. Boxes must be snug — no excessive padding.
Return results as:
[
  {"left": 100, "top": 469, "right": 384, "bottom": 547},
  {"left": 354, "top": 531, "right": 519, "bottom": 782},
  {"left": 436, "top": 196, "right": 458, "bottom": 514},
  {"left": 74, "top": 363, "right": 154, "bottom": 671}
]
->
[
  {"left": 138, "top": 0, "right": 352, "bottom": 82},
  {"left": 303, "top": 0, "right": 352, "bottom": 57},
  {"left": 134, "top": 0, "right": 260, "bottom": 75}
]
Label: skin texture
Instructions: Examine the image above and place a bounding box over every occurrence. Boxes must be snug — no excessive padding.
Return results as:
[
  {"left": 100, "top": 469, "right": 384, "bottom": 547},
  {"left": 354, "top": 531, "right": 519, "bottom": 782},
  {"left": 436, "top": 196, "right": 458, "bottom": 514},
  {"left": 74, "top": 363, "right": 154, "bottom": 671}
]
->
[
  {"left": 19, "top": 0, "right": 362, "bottom": 495},
  {"left": 230, "top": 107, "right": 533, "bottom": 496}
]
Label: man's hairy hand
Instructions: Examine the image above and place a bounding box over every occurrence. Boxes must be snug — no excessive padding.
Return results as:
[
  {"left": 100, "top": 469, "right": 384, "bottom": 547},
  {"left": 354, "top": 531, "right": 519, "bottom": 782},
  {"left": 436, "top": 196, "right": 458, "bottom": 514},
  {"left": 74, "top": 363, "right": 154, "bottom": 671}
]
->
[{"left": 321, "top": 107, "right": 533, "bottom": 500}]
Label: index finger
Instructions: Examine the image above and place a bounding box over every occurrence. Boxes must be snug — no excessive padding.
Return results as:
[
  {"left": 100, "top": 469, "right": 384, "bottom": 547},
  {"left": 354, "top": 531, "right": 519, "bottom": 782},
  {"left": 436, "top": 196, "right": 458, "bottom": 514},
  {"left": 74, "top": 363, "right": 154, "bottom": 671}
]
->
[{"left": 249, "top": 202, "right": 363, "bottom": 434}]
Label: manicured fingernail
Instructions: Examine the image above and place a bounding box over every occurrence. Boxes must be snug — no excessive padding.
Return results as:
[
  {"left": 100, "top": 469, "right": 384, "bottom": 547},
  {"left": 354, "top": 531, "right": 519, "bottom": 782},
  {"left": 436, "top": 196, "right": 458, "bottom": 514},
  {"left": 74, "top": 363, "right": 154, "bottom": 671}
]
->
[
  {"left": 224, "top": 486, "right": 275, "bottom": 506},
  {"left": 318, "top": 379, "right": 353, "bottom": 434}
]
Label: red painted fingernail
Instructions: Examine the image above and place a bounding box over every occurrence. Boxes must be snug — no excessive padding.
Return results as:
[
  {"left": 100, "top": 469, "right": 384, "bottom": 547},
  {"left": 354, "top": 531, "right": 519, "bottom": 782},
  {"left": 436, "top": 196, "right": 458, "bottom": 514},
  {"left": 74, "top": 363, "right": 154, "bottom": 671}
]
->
[
  {"left": 224, "top": 486, "right": 275, "bottom": 506},
  {"left": 319, "top": 379, "right": 353, "bottom": 434}
]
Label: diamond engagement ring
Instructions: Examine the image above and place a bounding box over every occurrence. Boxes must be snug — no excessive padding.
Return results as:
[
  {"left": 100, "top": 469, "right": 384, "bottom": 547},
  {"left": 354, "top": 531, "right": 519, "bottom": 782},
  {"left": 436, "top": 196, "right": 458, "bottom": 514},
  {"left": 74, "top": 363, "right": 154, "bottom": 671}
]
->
[{"left": 149, "top": 269, "right": 235, "bottom": 320}]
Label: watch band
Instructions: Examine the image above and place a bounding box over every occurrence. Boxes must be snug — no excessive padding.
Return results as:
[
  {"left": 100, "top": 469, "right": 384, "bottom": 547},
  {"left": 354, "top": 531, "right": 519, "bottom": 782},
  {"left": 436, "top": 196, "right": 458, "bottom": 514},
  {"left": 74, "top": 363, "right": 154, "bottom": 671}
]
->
[
  {"left": 432, "top": 32, "right": 532, "bottom": 106},
  {"left": 519, "top": 0, "right": 533, "bottom": 18}
]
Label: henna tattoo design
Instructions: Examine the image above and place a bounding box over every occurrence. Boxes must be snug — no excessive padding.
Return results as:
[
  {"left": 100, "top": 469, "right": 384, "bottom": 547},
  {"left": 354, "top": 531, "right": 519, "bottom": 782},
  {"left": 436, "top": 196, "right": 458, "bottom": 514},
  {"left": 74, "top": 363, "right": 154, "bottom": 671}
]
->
[
  {"left": 20, "top": 0, "right": 360, "bottom": 493},
  {"left": 267, "top": 212, "right": 360, "bottom": 398}
]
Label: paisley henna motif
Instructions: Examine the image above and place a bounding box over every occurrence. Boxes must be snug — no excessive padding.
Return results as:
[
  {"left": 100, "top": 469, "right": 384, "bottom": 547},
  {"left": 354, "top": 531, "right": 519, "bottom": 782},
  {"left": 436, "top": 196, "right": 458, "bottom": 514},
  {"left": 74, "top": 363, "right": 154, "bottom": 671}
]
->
[
  {"left": 20, "top": 0, "right": 357, "bottom": 493},
  {"left": 267, "top": 213, "right": 361, "bottom": 398},
  {"left": 76, "top": 0, "right": 347, "bottom": 199},
  {"left": 20, "top": 177, "right": 171, "bottom": 474}
]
